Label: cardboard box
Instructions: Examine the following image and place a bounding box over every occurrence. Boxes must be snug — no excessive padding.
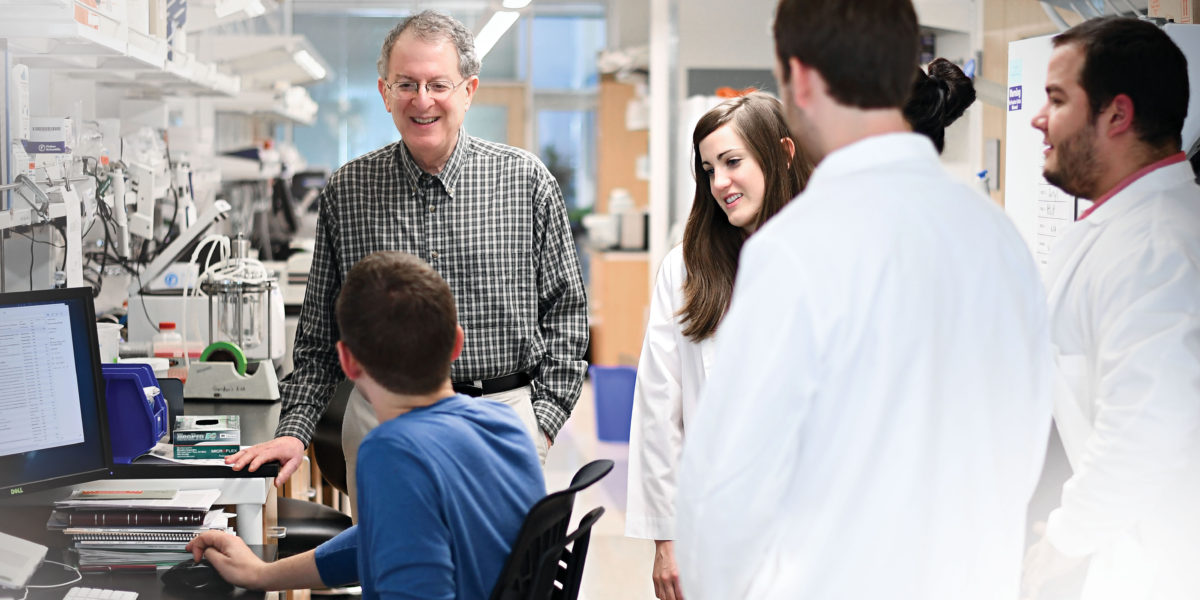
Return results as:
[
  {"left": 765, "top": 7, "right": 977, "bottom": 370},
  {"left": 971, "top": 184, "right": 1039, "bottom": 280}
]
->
[
  {"left": 173, "top": 415, "right": 240, "bottom": 459},
  {"left": 173, "top": 444, "right": 238, "bottom": 459},
  {"left": 1149, "top": 0, "right": 1199, "bottom": 23}
]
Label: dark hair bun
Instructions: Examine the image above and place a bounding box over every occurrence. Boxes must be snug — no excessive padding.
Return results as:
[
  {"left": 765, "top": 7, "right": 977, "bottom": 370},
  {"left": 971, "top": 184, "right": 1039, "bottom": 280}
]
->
[
  {"left": 904, "top": 58, "right": 977, "bottom": 152},
  {"left": 927, "top": 58, "right": 976, "bottom": 126}
]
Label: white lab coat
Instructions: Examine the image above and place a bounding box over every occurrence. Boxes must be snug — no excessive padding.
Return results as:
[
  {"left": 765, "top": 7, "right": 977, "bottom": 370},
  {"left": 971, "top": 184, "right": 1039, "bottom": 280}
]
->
[
  {"left": 625, "top": 245, "right": 715, "bottom": 540},
  {"left": 1043, "top": 159, "right": 1200, "bottom": 600},
  {"left": 675, "top": 134, "right": 1053, "bottom": 600}
]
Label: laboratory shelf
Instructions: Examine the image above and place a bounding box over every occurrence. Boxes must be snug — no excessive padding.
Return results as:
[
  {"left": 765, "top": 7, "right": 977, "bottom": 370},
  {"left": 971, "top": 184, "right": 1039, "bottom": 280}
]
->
[
  {"left": 210, "top": 88, "right": 318, "bottom": 126},
  {"left": 0, "top": 0, "right": 129, "bottom": 59},
  {"left": 0, "top": 0, "right": 239, "bottom": 97}
]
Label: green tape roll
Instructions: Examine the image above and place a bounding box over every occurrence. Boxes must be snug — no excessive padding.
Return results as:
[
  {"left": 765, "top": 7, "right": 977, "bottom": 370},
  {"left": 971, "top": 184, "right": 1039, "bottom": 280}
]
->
[{"left": 200, "top": 341, "right": 247, "bottom": 376}]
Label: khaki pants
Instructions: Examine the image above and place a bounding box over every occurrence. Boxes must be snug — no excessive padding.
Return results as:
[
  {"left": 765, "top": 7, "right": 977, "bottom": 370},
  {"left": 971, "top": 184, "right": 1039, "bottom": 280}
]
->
[{"left": 341, "top": 385, "right": 548, "bottom": 521}]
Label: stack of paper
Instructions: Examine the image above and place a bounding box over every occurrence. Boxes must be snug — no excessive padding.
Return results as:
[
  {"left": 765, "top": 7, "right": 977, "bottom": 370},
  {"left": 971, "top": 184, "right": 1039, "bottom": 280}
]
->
[{"left": 48, "top": 489, "right": 234, "bottom": 568}]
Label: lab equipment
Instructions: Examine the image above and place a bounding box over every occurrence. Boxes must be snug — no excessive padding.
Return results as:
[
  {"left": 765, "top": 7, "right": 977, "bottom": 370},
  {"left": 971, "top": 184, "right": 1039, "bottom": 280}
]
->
[
  {"left": 199, "top": 236, "right": 283, "bottom": 362},
  {"left": 0, "top": 287, "right": 112, "bottom": 498},
  {"left": 126, "top": 200, "right": 232, "bottom": 347}
]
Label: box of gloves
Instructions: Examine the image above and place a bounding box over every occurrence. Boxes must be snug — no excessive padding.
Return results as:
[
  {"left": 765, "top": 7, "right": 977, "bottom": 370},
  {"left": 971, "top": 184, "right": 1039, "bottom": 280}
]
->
[{"left": 173, "top": 415, "right": 241, "bottom": 459}]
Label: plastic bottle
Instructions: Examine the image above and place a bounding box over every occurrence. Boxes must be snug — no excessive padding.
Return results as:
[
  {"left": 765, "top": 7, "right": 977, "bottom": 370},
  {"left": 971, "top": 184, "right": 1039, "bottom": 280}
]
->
[{"left": 152, "top": 321, "right": 184, "bottom": 362}]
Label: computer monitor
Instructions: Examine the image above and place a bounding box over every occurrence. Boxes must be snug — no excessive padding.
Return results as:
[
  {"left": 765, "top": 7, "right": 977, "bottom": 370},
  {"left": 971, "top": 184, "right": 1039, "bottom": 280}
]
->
[{"left": 0, "top": 287, "right": 111, "bottom": 498}]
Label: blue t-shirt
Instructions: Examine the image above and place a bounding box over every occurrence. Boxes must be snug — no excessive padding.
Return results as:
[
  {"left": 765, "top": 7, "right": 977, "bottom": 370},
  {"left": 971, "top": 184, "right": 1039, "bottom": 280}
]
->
[{"left": 313, "top": 394, "right": 544, "bottom": 599}]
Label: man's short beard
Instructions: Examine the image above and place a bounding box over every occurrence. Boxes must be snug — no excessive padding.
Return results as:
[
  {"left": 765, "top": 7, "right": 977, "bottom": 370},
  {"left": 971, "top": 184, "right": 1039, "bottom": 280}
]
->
[{"left": 1043, "top": 119, "right": 1102, "bottom": 199}]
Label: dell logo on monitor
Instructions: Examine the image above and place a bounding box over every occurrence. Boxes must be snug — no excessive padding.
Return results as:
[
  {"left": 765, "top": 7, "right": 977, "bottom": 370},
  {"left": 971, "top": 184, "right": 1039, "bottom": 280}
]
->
[{"left": 9, "top": 488, "right": 23, "bottom": 495}]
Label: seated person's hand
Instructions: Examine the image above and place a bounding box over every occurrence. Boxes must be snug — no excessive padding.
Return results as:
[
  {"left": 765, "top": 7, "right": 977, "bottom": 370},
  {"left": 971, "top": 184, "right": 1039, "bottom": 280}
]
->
[
  {"left": 225, "top": 436, "right": 305, "bottom": 486},
  {"left": 186, "top": 531, "right": 267, "bottom": 589}
]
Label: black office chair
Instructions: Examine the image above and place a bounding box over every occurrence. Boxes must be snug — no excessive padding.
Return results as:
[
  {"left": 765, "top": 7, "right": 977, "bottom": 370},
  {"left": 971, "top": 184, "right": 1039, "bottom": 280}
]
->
[
  {"left": 489, "top": 459, "right": 614, "bottom": 600},
  {"left": 276, "top": 379, "right": 354, "bottom": 556},
  {"left": 529, "top": 506, "right": 605, "bottom": 600}
]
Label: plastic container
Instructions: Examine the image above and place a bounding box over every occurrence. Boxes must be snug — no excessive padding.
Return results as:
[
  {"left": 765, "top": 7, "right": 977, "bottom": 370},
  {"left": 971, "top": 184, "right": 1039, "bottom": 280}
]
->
[
  {"left": 589, "top": 365, "right": 637, "bottom": 443},
  {"left": 95, "top": 322, "right": 122, "bottom": 364},
  {"left": 101, "top": 363, "right": 168, "bottom": 463},
  {"left": 151, "top": 321, "right": 202, "bottom": 365},
  {"left": 118, "top": 356, "right": 170, "bottom": 379},
  {"left": 152, "top": 321, "right": 183, "bottom": 358}
]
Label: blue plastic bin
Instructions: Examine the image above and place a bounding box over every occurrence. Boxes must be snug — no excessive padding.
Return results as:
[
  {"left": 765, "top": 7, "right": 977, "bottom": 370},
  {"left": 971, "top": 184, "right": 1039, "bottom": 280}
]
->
[
  {"left": 589, "top": 365, "right": 637, "bottom": 443},
  {"left": 101, "top": 363, "right": 168, "bottom": 463}
]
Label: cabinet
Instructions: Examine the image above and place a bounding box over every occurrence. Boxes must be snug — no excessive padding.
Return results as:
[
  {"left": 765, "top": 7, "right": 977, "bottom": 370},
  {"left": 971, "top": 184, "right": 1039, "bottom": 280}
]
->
[
  {"left": 591, "top": 75, "right": 651, "bottom": 366},
  {"left": 589, "top": 250, "right": 649, "bottom": 366},
  {"left": 596, "top": 74, "right": 649, "bottom": 212}
]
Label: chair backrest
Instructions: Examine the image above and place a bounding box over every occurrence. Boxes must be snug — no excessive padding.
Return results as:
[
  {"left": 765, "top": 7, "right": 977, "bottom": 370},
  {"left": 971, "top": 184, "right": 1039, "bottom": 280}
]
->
[
  {"left": 310, "top": 379, "right": 354, "bottom": 494},
  {"left": 489, "top": 459, "right": 613, "bottom": 600},
  {"left": 530, "top": 507, "right": 605, "bottom": 600}
]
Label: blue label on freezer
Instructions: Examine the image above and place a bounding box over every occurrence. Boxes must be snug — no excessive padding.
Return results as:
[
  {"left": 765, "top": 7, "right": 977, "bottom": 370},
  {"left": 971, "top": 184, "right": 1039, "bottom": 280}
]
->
[
  {"left": 1008, "top": 86, "right": 1023, "bottom": 112},
  {"left": 20, "top": 140, "right": 68, "bottom": 154}
]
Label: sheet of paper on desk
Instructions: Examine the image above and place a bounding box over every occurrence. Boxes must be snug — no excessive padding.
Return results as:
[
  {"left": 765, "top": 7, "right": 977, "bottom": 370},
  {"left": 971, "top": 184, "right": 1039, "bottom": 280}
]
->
[
  {"left": 69, "top": 489, "right": 177, "bottom": 500},
  {"left": 55, "top": 488, "right": 222, "bottom": 511}
]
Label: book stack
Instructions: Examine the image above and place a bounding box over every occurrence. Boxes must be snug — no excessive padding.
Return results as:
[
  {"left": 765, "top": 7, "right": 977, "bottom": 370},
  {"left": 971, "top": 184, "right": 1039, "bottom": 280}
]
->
[{"left": 47, "top": 489, "right": 233, "bottom": 570}]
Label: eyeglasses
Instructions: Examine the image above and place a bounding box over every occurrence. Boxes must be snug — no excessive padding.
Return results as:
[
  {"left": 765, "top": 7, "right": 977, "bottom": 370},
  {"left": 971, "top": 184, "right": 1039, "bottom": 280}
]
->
[{"left": 383, "top": 79, "right": 469, "bottom": 100}]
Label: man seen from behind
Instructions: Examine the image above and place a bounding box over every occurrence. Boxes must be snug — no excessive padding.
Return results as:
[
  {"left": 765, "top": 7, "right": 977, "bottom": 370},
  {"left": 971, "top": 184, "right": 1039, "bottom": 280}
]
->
[{"left": 674, "top": 1, "right": 1054, "bottom": 598}]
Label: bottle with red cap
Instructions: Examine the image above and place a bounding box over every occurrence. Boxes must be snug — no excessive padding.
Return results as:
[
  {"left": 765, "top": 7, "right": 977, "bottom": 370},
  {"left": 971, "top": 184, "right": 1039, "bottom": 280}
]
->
[{"left": 152, "top": 322, "right": 184, "bottom": 361}]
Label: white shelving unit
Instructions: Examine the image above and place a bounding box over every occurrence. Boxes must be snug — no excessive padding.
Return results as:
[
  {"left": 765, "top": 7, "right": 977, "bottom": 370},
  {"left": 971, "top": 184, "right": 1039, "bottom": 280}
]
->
[
  {"left": 209, "top": 88, "right": 318, "bottom": 126},
  {"left": 0, "top": 0, "right": 241, "bottom": 97}
]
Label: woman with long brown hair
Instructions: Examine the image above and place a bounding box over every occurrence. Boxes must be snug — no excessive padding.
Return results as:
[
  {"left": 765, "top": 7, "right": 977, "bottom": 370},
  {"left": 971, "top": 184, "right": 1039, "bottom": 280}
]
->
[{"left": 625, "top": 92, "right": 812, "bottom": 600}]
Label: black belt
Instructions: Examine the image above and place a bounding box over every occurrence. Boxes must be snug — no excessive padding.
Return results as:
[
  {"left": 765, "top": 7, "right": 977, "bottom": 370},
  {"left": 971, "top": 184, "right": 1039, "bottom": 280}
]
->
[{"left": 452, "top": 373, "right": 530, "bottom": 397}]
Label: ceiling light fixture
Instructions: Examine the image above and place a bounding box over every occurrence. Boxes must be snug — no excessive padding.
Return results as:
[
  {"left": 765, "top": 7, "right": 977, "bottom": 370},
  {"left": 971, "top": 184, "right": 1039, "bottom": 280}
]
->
[
  {"left": 244, "top": 0, "right": 266, "bottom": 17},
  {"left": 475, "top": 10, "right": 521, "bottom": 60},
  {"left": 293, "top": 49, "right": 327, "bottom": 80},
  {"left": 502, "top": 0, "right": 532, "bottom": 8}
]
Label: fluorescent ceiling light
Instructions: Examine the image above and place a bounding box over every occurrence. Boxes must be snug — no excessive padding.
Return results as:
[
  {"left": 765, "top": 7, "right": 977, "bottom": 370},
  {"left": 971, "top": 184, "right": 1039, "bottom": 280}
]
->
[
  {"left": 502, "top": 0, "right": 532, "bottom": 8},
  {"left": 244, "top": 0, "right": 266, "bottom": 17},
  {"left": 475, "top": 10, "right": 520, "bottom": 60},
  {"left": 293, "top": 49, "right": 327, "bottom": 80},
  {"left": 214, "top": 0, "right": 241, "bottom": 18}
]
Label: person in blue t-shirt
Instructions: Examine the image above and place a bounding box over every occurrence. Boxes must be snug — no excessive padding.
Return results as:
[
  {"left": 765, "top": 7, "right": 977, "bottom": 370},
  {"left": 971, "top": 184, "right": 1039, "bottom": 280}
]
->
[{"left": 187, "top": 250, "right": 545, "bottom": 598}]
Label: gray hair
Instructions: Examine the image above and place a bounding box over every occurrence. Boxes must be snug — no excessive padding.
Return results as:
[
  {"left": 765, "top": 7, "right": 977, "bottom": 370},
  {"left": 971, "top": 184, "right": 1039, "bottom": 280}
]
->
[{"left": 376, "top": 10, "right": 481, "bottom": 81}]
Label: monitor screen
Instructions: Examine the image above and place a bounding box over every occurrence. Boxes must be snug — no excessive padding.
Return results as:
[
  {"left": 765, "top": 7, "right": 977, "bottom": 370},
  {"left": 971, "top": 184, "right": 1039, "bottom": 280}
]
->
[{"left": 0, "top": 287, "right": 111, "bottom": 498}]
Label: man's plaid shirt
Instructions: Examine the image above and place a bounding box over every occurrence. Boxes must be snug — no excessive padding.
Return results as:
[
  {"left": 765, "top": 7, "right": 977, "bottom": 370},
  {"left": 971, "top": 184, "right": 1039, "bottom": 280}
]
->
[{"left": 275, "top": 128, "right": 588, "bottom": 444}]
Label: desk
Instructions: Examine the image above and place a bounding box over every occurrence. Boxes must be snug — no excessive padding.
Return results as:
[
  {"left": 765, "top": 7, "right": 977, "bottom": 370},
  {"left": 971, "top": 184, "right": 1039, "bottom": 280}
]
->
[
  {"left": 1, "top": 459, "right": 279, "bottom": 545},
  {"left": 21, "top": 546, "right": 277, "bottom": 600}
]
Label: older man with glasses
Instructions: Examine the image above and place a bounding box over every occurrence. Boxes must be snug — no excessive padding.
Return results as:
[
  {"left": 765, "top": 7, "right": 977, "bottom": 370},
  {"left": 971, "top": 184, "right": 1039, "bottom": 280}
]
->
[{"left": 227, "top": 10, "right": 588, "bottom": 506}]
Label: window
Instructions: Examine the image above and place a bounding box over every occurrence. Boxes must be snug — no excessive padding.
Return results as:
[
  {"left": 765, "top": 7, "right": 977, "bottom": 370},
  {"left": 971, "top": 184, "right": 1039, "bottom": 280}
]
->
[
  {"left": 530, "top": 12, "right": 605, "bottom": 212},
  {"left": 290, "top": 7, "right": 606, "bottom": 218}
]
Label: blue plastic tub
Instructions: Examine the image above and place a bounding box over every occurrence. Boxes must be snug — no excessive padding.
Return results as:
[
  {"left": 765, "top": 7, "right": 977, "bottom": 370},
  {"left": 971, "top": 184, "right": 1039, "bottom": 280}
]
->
[
  {"left": 101, "top": 363, "right": 168, "bottom": 463},
  {"left": 589, "top": 365, "right": 637, "bottom": 443}
]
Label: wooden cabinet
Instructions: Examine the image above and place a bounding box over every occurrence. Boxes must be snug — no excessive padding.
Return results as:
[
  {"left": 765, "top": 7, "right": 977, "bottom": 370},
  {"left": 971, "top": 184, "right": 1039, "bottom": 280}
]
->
[
  {"left": 589, "top": 250, "right": 649, "bottom": 366},
  {"left": 589, "top": 74, "right": 652, "bottom": 367},
  {"left": 597, "top": 75, "right": 650, "bottom": 212}
]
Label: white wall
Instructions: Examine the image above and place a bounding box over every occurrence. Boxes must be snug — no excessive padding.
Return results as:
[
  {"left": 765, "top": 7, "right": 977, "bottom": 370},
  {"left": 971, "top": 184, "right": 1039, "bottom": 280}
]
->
[
  {"left": 608, "top": 0, "right": 650, "bottom": 48},
  {"left": 678, "top": 0, "right": 778, "bottom": 73}
]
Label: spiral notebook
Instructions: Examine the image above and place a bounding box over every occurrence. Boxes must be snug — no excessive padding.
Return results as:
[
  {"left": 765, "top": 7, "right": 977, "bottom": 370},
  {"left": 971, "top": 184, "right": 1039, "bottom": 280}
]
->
[{"left": 70, "top": 531, "right": 197, "bottom": 543}]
